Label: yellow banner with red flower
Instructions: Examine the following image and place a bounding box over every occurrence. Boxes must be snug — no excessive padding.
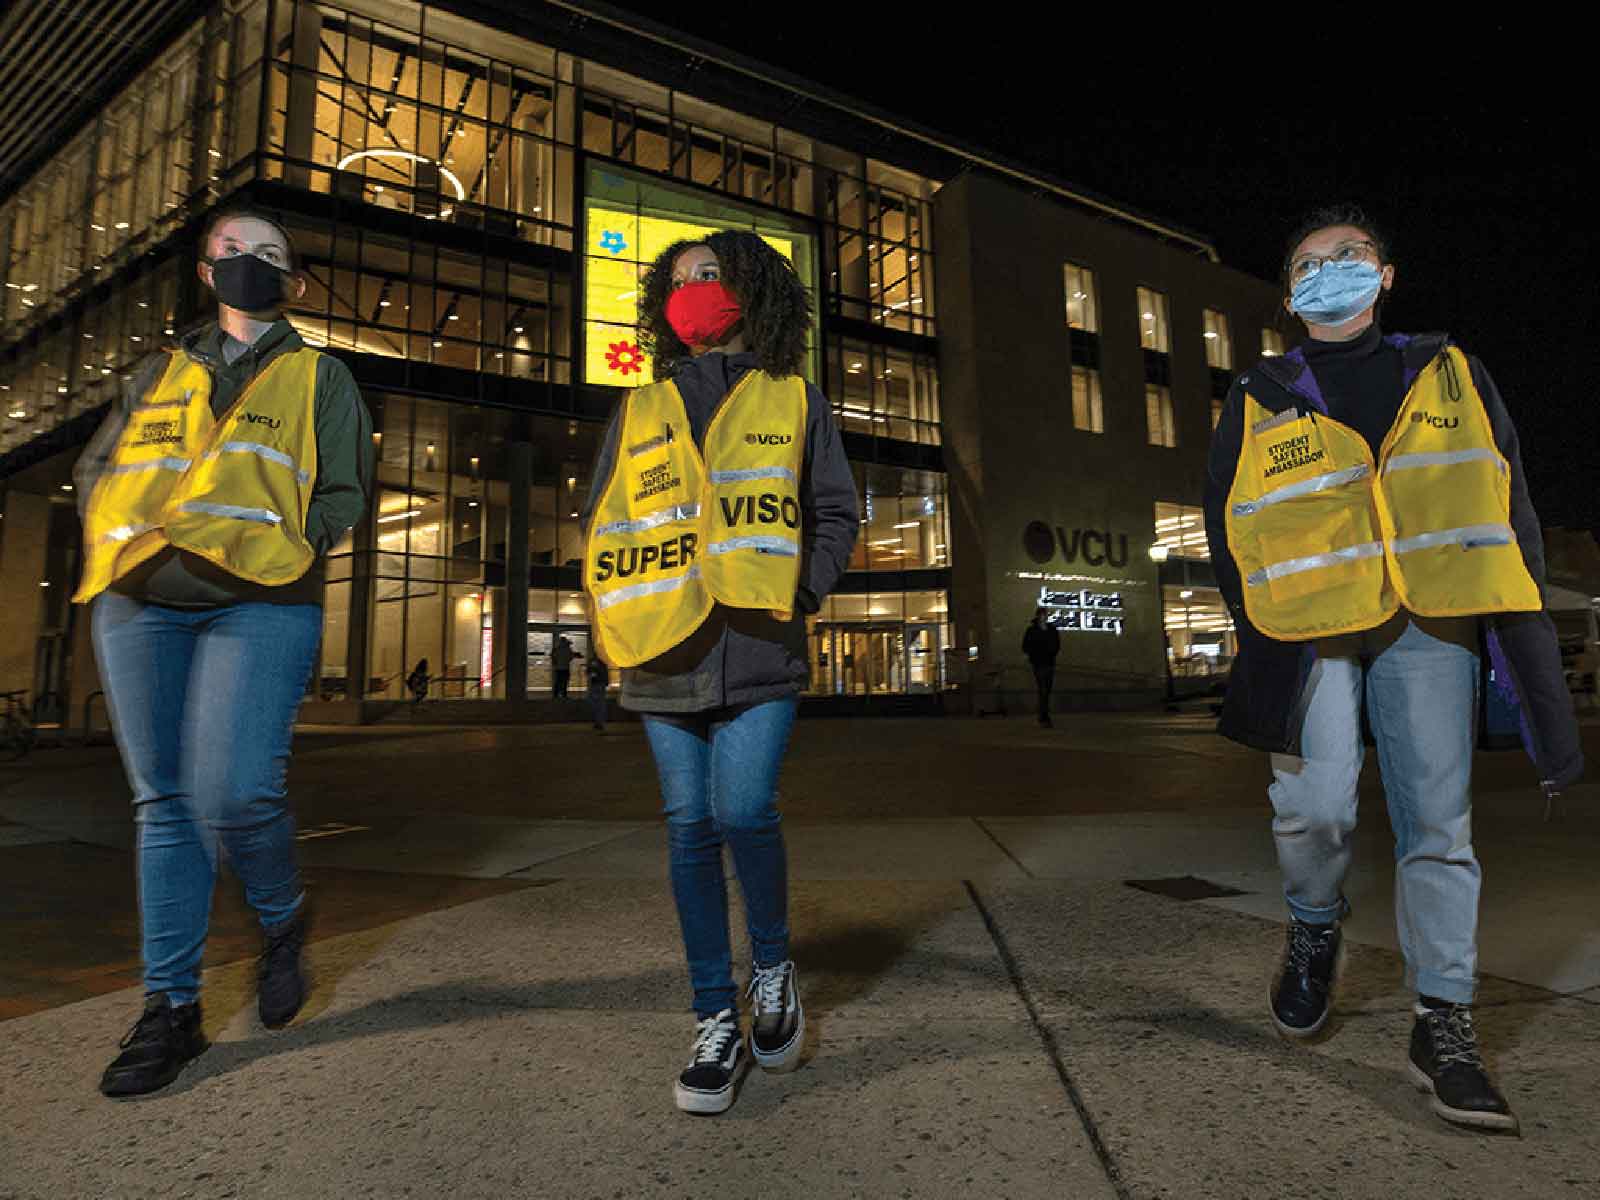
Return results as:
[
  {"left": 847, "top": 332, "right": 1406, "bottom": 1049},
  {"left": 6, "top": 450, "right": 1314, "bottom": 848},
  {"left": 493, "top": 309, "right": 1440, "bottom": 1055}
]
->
[{"left": 583, "top": 205, "right": 795, "bottom": 388}]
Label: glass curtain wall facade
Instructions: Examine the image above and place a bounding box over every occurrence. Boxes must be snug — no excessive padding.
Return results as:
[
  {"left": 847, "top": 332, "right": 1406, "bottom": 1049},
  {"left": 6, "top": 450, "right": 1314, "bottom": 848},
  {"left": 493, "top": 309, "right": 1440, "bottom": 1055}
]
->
[{"left": 0, "top": 0, "right": 949, "bottom": 702}]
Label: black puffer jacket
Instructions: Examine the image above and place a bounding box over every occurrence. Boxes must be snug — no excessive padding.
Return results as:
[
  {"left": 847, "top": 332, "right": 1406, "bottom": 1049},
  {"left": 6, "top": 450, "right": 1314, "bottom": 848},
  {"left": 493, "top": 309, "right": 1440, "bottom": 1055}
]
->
[
  {"left": 580, "top": 351, "right": 859, "bottom": 713},
  {"left": 1203, "top": 332, "right": 1583, "bottom": 791}
]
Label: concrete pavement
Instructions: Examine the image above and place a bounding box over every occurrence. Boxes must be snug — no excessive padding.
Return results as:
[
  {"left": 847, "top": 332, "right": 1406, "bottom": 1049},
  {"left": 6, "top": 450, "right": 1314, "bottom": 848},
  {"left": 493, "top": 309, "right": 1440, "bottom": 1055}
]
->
[{"left": 2, "top": 714, "right": 1598, "bottom": 1198}]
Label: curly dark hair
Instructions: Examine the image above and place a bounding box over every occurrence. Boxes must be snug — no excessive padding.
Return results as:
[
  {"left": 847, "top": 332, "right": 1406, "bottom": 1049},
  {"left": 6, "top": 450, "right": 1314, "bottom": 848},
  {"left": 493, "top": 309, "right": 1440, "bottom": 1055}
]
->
[
  {"left": 1280, "top": 203, "right": 1391, "bottom": 290},
  {"left": 638, "top": 229, "right": 811, "bottom": 380}
]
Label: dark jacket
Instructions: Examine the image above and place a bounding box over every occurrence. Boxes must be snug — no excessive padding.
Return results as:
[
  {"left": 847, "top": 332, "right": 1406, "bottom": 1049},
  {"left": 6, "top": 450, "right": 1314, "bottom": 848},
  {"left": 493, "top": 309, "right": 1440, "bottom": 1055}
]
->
[
  {"left": 1203, "top": 332, "right": 1583, "bottom": 791},
  {"left": 73, "top": 320, "right": 373, "bottom": 607},
  {"left": 1022, "top": 622, "right": 1060, "bottom": 668},
  {"left": 579, "top": 351, "right": 859, "bottom": 713}
]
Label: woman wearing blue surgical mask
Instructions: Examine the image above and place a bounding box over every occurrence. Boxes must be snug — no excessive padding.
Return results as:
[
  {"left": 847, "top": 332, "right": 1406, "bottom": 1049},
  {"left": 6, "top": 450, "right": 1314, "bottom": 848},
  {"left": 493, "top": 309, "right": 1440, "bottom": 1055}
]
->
[
  {"left": 74, "top": 208, "right": 374, "bottom": 1097},
  {"left": 1203, "top": 205, "right": 1581, "bottom": 1135}
]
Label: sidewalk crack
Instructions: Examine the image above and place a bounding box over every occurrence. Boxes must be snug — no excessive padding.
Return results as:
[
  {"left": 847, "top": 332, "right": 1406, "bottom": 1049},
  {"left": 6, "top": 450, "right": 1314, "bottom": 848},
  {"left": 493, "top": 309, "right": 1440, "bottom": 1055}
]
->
[{"left": 964, "top": 879, "right": 1132, "bottom": 1200}]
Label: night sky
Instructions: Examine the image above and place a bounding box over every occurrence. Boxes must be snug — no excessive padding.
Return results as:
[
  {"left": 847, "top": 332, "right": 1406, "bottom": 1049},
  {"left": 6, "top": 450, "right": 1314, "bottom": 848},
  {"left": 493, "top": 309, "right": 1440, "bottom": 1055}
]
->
[{"left": 607, "top": 9, "right": 1596, "bottom": 534}]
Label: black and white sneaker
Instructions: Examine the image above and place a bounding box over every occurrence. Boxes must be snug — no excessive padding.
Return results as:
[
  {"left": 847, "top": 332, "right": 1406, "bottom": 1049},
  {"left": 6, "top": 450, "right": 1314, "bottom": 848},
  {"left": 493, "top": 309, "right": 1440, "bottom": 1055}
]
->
[
  {"left": 747, "top": 960, "right": 804, "bottom": 1072},
  {"left": 1408, "top": 1003, "right": 1519, "bottom": 1133},
  {"left": 674, "top": 1009, "right": 746, "bottom": 1115}
]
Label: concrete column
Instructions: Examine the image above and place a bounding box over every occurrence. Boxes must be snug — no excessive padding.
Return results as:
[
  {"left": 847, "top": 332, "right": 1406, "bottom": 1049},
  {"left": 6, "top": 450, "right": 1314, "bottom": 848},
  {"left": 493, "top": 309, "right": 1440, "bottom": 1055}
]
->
[
  {"left": 282, "top": 6, "right": 323, "bottom": 190},
  {"left": 505, "top": 441, "right": 532, "bottom": 704},
  {"left": 0, "top": 491, "right": 50, "bottom": 695}
]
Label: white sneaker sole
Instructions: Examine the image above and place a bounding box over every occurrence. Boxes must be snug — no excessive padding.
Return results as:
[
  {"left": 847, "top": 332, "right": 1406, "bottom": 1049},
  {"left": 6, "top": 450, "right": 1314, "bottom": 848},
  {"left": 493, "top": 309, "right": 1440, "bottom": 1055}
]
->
[
  {"left": 674, "top": 1059, "right": 748, "bottom": 1115},
  {"left": 751, "top": 1002, "right": 805, "bottom": 1073},
  {"left": 1406, "top": 1060, "right": 1520, "bottom": 1134}
]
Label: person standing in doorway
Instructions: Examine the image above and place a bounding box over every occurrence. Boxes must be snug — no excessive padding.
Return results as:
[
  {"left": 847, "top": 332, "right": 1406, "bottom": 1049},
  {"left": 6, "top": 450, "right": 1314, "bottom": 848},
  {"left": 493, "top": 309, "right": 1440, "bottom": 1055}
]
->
[
  {"left": 551, "top": 635, "right": 575, "bottom": 699},
  {"left": 586, "top": 651, "right": 610, "bottom": 731},
  {"left": 406, "top": 657, "right": 430, "bottom": 707},
  {"left": 1204, "top": 205, "right": 1581, "bottom": 1133},
  {"left": 74, "top": 209, "right": 373, "bottom": 1097},
  {"left": 1021, "top": 607, "right": 1061, "bottom": 727},
  {"left": 583, "top": 229, "right": 857, "bottom": 1115}
]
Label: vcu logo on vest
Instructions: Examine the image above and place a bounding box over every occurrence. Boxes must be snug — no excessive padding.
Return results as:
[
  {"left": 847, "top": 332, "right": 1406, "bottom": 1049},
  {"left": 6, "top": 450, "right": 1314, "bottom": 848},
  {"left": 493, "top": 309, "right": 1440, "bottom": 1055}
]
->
[
  {"left": 242, "top": 412, "right": 283, "bottom": 430},
  {"left": 1411, "top": 412, "right": 1459, "bottom": 429},
  {"left": 745, "top": 432, "right": 793, "bottom": 446}
]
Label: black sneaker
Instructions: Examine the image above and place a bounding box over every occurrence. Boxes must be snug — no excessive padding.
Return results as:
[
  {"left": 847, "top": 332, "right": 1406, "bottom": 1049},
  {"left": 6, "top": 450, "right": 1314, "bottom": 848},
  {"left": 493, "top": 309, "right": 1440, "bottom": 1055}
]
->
[
  {"left": 258, "top": 905, "right": 310, "bottom": 1030},
  {"left": 674, "top": 1009, "right": 746, "bottom": 1115},
  {"left": 1408, "top": 1003, "right": 1519, "bottom": 1133},
  {"left": 1270, "top": 919, "right": 1342, "bottom": 1038},
  {"left": 747, "top": 960, "right": 804, "bottom": 1072},
  {"left": 99, "top": 994, "right": 208, "bottom": 1098}
]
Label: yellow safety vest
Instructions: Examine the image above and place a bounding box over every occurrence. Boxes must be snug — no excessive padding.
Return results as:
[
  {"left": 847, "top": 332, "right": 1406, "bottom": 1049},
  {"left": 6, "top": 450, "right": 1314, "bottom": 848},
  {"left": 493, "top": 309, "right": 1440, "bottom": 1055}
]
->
[
  {"left": 584, "top": 371, "right": 807, "bottom": 667},
  {"left": 74, "top": 347, "right": 321, "bottom": 602},
  {"left": 1224, "top": 345, "right": 1541, "bottom": 641}
]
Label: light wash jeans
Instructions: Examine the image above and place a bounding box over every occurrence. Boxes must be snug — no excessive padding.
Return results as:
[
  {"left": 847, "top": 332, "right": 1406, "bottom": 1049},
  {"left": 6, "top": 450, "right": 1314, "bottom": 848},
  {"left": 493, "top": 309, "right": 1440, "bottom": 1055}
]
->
[
  {"left": 93, "top": 592, "right": 322, "bottom": 1005},
  {"left": 1269, "top": 614, "right": 1480, "bottom": 1003},
  {"left": 643, "top": 698, "right": 797, "bottom": 1018}
]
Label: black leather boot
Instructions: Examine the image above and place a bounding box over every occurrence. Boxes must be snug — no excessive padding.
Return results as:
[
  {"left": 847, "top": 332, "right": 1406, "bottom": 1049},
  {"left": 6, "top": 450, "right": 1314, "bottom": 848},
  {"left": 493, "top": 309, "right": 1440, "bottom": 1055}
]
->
[
  {"left": 1270, "top": 919, "right": 1342, "bottom": 1037},
  {"left": 1409, "top": 1003, "right": 1519, "bottom": 1133}
]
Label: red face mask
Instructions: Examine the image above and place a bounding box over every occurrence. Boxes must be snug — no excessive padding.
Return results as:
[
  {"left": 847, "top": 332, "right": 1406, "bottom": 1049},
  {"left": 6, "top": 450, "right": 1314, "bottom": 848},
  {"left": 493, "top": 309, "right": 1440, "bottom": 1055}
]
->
[{"left": 665, "top": 280, "right": 742, "bottom": 348}]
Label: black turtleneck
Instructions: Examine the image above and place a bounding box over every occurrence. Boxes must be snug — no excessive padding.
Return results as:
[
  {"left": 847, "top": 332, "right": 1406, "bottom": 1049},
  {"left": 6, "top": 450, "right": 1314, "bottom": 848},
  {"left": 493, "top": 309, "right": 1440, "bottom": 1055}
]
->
[{"left": 1301, "top": 323, "right": 1406, "bottom": 457}]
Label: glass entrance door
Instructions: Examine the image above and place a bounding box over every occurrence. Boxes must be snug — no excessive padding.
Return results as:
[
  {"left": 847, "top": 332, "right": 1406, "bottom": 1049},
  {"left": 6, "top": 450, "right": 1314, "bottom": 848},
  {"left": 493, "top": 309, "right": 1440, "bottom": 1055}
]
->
[
  {"left": 812, "top": 623, "right": 908, "bottom": 695},
  {"left": 904, "top": 623, "right": 941, "bottom": 692},
  {"left": 528, "top": 623, "right": 593, "bottom": 696}
]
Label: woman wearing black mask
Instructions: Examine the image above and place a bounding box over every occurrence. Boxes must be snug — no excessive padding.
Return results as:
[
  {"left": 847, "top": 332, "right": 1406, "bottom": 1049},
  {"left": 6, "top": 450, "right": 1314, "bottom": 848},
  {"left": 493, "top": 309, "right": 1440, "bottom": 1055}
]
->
[{"left": 74, "top": 208, "right": 373, "bottom": 1097}]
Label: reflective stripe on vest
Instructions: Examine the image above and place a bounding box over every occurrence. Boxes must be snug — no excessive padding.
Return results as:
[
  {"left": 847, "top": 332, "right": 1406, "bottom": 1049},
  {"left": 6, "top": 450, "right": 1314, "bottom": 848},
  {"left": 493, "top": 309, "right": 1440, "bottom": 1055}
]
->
[
  {"left": 1224, "top": 346, "right": 1541, "bottom": 640},
  {"left": 584, "top": 371, "right": 808, "bottom": 668},
  {"left": 209, "top": 440, "right": 313, "bottom": 484},
  {"left": 74, "top": 347, "right": 322, "bottom": 602},
  {"left": 593, "top": 502, "right": 701, "bottom": 538}
]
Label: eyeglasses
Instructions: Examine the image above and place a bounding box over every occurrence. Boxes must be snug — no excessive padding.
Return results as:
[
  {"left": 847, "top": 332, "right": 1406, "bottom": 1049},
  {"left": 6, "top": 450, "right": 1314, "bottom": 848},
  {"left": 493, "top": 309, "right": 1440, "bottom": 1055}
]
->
[{"left": 1288, "top": 240, "right": 1378, "bottom": 285}]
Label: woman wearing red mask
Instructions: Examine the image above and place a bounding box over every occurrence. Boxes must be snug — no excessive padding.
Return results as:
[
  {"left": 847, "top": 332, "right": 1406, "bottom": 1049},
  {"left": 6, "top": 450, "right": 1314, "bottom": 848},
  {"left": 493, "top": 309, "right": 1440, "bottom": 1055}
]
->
[{"left": 582, "top": 230, "right": 858, "bottom": 1114}]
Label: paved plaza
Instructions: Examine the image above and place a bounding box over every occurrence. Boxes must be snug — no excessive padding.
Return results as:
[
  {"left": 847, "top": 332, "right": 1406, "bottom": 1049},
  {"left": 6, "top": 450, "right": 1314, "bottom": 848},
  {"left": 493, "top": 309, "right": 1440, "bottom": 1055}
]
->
[{"left": 2, "top": 711, "right": 1598, "bottom": 1198}]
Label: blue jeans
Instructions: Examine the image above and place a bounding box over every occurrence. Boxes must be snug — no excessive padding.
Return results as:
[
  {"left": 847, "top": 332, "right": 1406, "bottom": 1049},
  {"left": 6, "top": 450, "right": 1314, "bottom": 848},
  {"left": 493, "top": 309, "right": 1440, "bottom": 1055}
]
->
[
  {"left": 1269, "top": 614, "right": 1480, "bottom": 1003},
  {"left": 643, "top": 698, "right": 797, "bottom": 1018},
  {"left": 588, "top": 683, "right": 608, "bottom": 729},
  {"left": 93, "top": 592, "right": 322, "bottom": 1006}
]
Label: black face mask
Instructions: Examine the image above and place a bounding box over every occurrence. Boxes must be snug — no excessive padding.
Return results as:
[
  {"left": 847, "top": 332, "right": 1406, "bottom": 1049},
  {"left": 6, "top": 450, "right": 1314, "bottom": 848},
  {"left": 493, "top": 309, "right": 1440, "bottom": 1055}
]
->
[{"left": 208, "top": 253, "right": 288, "bottom": 312}]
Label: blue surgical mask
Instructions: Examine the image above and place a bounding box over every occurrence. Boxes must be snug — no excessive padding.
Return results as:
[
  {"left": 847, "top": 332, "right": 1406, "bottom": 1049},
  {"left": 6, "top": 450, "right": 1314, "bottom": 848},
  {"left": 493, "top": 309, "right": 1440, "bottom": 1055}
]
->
[{"left": 1289, "top": 260, "right": 1385, "bottom": 326}]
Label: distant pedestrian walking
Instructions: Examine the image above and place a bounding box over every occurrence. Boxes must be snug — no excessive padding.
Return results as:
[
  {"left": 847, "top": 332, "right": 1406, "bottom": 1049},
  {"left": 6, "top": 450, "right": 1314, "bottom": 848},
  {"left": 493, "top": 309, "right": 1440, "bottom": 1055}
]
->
[
  {"left": 1204, "top": 204, "right": 1582, "bottom": 1134},
  {"left": 406, "top": 657, "right": 430, "bottom": 706},
  {"left": 1021, "top": 607, "right": 1060, "bottom": 727},
  {"left": 582, "top": 230, "right": 857, "bottom": 1115},
  {"left": 552, "top": 635, "right": 575, "bottom": 699},
  {"left": 586, "top": 653, "right": 609, "bottom": 730},
  {"left": 73, "top": 209, "right": 373, "bottom": 1098}
]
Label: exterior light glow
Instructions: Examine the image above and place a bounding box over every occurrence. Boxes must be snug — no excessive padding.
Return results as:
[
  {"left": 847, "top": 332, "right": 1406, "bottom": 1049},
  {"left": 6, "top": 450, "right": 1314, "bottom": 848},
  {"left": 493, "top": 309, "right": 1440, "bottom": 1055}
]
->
[{"left": 1148, "top": 544, "right": 1169, "bottom": 562}]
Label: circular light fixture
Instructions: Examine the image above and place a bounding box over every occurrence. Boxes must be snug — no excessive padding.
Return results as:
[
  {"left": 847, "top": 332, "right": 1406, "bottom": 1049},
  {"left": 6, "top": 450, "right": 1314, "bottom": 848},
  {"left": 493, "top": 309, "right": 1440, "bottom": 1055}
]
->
[{"left": 334, "top": 149, "right": 467, "bottom": 202}]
